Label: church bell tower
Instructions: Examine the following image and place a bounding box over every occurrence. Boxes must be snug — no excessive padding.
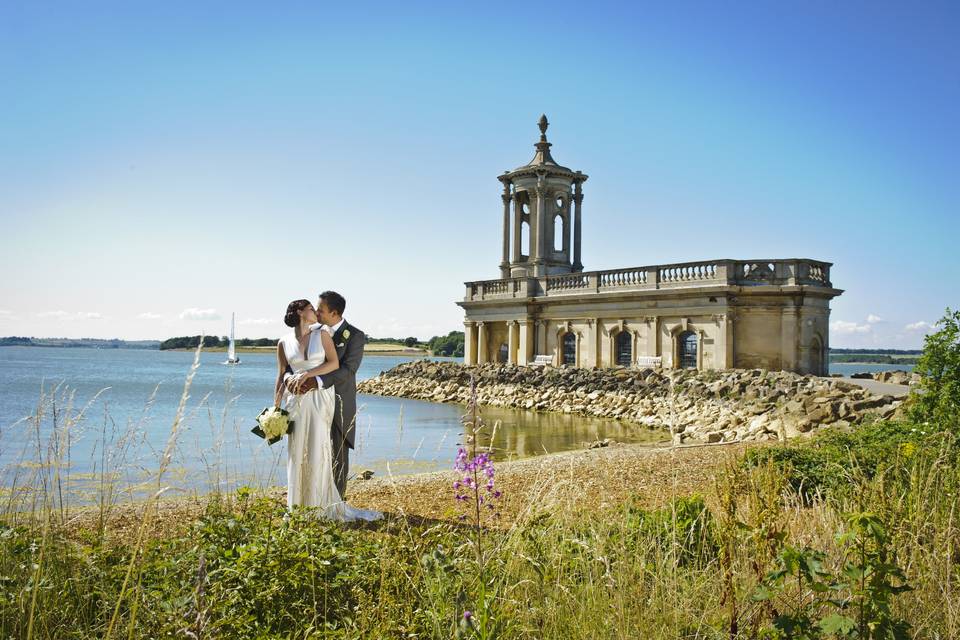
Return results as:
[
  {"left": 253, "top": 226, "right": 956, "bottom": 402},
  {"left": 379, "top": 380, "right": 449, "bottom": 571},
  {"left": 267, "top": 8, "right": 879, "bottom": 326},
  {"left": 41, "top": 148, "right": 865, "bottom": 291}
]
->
[{"left": 497, "top": 115, "right": 588, "bottom": 279}]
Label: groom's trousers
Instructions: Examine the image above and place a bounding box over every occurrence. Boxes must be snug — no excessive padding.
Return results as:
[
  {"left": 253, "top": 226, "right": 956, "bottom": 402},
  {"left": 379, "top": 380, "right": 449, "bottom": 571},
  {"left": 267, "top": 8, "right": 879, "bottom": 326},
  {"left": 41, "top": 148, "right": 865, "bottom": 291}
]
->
[{"left": 332, "top": 431, "right": 349, "bottom": 498}]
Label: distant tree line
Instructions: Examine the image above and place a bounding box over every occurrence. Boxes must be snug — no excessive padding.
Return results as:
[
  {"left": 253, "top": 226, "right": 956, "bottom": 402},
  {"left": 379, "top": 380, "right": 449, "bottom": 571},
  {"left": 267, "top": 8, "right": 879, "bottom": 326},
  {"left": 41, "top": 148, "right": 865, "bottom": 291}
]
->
[
  {"left": 367, "top": 336, "right": 418, "bottom": 345},
  {"left": 829, "top": 354, "right": 920, "bottom": 364},
  {"left": 0, "top": 336, "right": 160, "bottom": 349},
  {"left": 159, "top": 336, "right": 277, "bottom": 350},
  {"left": 366, "top": 332, "right": 465, "bottom": 356},
  {"left": 829, "top": 348, "right": 922, "bottom": 355}
]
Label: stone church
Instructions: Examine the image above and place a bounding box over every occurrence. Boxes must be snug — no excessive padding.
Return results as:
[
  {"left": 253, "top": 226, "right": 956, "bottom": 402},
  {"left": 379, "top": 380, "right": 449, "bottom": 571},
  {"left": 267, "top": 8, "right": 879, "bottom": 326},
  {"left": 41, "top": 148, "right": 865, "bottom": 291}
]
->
[{"left": 458, "top": 116, "right": 842, "bottom": 375}]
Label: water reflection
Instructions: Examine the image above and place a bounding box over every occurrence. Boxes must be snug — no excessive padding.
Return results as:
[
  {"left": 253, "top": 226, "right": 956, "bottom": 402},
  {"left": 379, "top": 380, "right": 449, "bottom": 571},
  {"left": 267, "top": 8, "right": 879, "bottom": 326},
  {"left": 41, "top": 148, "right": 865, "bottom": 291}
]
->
[{"left": 350, "top": 394, "right": 668, "bottom": 477}]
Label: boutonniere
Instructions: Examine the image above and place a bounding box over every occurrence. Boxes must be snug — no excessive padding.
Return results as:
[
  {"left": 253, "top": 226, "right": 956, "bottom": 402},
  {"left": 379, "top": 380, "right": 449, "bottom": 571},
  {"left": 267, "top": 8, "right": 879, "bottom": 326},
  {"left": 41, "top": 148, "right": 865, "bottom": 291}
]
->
[{"left": 342, "top": 329, "right": 351, "bottom": 340}]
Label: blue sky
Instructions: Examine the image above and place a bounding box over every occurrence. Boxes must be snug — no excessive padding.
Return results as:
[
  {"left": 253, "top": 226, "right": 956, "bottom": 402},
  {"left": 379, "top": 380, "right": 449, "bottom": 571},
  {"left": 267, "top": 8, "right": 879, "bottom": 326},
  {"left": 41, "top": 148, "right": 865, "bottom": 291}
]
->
[{"left": 0, "top": 1, "right": 957, "bottom": 347}]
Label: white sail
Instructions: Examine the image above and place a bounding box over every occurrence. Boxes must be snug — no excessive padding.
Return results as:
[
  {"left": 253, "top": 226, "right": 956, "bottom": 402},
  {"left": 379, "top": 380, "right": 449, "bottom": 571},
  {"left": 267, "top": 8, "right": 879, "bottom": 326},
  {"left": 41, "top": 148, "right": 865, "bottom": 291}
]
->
[{"left": 225, "top": 313, "right": 240, "bottom": 364}]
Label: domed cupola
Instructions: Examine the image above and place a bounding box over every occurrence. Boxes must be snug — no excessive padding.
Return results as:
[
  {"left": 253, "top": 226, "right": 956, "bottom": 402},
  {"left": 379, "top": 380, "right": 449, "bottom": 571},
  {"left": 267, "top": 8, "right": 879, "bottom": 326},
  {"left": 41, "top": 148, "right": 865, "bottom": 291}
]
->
[{"left": 496, "top": 115, "right": 587, "bottom": 278}]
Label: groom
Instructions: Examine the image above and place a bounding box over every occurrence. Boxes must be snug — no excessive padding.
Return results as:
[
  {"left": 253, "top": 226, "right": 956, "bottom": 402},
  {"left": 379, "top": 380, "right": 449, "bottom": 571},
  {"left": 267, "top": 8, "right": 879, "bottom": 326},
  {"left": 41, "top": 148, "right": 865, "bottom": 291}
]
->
[{"left": 287, "top": 290, "right": 365, "bottom": 498}]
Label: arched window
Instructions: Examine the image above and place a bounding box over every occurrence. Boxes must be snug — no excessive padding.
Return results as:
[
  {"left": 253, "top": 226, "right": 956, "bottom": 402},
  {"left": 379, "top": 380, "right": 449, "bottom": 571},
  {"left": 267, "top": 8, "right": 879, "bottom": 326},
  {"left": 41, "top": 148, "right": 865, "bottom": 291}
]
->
[
  {"left": 554, "top": 215, "right": 564, "bottom": 252},
  {"left": 679, "top": 331, "right": 698, "bottom": 369},
  {"left": 520, "top": 220, "right": 530, "bottom": 256},
  {"left": 615, "top": 331, "right": 632, "bottom": 366},
  {"left": 810, "top": 336, "right": 823, "bottom": 376},
  {"left": 562, "top": 332, "right": 577, "bottom": 365},
  {"left": 498, "top": 343, "right": 509, "bottom": 363}
]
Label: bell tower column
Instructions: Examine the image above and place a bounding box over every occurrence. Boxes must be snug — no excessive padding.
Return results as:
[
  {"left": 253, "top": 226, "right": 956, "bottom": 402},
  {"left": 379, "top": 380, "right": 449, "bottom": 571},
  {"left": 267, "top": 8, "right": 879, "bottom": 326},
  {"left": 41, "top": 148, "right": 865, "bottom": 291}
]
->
[
  {"left": 573, "top": 176, "right": 584, "bottom": 272},
  {"left": 533, "top": 172, "right": 547, "bottom": 277},
  {"left": 499, "top": 179, "right": 512, "bottom": 279}
]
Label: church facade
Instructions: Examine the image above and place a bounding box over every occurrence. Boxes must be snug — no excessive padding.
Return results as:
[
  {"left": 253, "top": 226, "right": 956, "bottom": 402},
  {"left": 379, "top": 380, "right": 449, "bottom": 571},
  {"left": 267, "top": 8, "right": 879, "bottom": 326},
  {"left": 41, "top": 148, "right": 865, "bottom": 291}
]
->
[{"left": 457, "top": 116, "right": 842, "bottom": 375}]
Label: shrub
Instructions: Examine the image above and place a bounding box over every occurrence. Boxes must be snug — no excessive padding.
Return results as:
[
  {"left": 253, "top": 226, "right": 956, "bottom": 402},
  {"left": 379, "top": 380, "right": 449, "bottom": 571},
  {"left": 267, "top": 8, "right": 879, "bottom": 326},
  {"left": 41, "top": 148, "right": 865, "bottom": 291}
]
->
[
  {"left": 625, "top": 494, "right": 718, "bottom": 567},
  {"left": 743, "top": 420, "right": 930, "bottom": 501},
  {"left": 909, "top": 308, "right": 960, "bottom": 431}
]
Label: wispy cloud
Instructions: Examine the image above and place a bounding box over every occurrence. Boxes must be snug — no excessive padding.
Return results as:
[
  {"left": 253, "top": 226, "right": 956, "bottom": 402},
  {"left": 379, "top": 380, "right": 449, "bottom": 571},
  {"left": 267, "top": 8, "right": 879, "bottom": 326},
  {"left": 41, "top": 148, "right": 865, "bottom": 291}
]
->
[
  {"left": 179, "top": 308, "right": 220, "bottom": 321},
  {"left": 866, "top": 314, "right": 884, "bottom": 324},
  {"left": 831, "top": 320, "right": 872, "bottom": 335},
  {"left": 78, "top": 311, "right": 104, "bottom": 320},
  {"left": 239, "top": 317, "right": 276, "bottom": 326},
  {"left": 137, "top": 312, "right": 163, "bottom": 320},
  {"left": 38, "top": 310, "right": 71, "bottom": 319},
  {"left": 0, "top": 310, "right": 12, "bottom": 318},
  {"left": 905, "top": 321, "right": 933, "bottom": 332}
]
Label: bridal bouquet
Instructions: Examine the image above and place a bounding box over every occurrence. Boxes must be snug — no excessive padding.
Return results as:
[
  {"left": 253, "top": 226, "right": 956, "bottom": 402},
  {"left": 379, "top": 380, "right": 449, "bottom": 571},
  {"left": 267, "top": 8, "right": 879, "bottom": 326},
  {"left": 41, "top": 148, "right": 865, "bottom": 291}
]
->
[{"left": 252, "top": 406, "right": 293, "bottom": 445}]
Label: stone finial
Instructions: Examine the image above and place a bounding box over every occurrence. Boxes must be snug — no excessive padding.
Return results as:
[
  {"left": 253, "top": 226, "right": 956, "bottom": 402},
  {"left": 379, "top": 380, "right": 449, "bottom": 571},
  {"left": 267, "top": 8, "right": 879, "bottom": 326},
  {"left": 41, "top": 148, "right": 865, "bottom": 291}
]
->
[{"left": 538, "top": 114, "right": 549, "bottom": 141}]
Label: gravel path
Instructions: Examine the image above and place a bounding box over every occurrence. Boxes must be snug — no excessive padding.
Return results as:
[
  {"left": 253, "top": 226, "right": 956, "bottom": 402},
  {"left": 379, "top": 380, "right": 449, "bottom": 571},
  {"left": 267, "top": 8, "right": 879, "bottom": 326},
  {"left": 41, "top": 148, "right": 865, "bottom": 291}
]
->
[{"left": 842, "top": 378, "right": 911, "bottom": 398}]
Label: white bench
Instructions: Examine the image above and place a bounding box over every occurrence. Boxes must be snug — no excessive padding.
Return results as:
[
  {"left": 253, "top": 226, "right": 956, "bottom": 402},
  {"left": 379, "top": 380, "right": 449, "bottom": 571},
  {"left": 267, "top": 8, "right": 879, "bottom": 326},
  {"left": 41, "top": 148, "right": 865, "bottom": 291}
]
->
[
  {"left": 636, "top": 356, "right": 662, "bottom": 368},
  {"left": 531, "top": 355, "right": 554, "bottom": 366}
]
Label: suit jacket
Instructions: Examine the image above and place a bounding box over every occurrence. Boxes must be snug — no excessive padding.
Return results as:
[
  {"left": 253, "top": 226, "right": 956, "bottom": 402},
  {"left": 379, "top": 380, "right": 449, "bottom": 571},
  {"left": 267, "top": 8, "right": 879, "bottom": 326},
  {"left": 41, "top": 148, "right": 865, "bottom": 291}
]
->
[{"left": 319, "top": 321, "right": 365, "bottom": 449}]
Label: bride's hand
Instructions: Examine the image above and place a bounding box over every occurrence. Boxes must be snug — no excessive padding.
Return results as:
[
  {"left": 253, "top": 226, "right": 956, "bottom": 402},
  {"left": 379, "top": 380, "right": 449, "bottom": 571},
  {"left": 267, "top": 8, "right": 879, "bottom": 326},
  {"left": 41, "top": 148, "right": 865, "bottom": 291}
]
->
[{"left": 285, "top": 372, "right": 304, "bottom": 394}]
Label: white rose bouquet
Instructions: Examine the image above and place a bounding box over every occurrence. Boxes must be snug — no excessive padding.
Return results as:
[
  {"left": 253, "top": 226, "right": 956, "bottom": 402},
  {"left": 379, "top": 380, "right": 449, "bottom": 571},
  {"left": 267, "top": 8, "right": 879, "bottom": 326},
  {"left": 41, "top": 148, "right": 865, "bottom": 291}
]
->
[{"left": 252, "top": 406, "right": 293, "bottom": 445}]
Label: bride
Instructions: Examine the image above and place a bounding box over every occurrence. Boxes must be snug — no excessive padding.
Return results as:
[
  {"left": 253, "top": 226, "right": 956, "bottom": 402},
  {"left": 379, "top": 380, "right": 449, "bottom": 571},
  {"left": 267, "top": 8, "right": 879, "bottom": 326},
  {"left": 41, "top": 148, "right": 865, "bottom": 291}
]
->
[{"left": 274, "top": 299, "right": 381, "bottom": 521}]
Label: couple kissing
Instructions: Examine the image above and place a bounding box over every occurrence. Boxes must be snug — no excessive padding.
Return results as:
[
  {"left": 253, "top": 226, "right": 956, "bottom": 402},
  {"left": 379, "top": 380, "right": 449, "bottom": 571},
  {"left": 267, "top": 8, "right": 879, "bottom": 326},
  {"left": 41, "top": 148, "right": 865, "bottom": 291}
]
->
[{"left": 274, "top": 291, "right": 380, "bottom": 522}]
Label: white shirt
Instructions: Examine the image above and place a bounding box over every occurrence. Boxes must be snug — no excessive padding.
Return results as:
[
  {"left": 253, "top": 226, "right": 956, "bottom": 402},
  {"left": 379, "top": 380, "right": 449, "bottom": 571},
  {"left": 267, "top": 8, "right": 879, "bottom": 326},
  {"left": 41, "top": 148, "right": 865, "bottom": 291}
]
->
[
  {"left": 316, "top": 318, "right": 345, "bottom": 387},
  {"left": 327, "top": 318, "right": 345, "bottom": 335}
]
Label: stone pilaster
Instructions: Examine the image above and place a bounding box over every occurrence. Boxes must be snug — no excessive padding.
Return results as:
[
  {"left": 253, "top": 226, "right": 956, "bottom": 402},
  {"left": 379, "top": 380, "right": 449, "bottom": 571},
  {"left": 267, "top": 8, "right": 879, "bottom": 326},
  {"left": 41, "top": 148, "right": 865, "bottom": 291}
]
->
[
  {"left": 713, "top": 314, "right": 735, "bottom": 369},
  {"left": 476, "top": 321, "right": 487, "bottom": 364},
  {"left": 507, "top": 320, "right": 519, "bottom": 365},
  {"left": 518, "top": 320, "right": 532, "bottom": 365},
  {"left": 587, "top": 318, "right": 599, "bottom": 367},
  {"left": 463, "top": 322, "right": 477, "bottom": 365},
  {"left": 781, "top": 306, "right": 800, "bottom": 372}
]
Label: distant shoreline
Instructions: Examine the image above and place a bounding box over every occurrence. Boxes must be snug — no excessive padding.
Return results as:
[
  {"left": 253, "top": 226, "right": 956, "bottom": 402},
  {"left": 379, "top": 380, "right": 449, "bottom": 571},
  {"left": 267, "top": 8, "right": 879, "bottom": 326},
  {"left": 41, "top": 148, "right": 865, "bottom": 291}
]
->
[{"left": 163, "top": 345, "right": 432, "bottom": 356}]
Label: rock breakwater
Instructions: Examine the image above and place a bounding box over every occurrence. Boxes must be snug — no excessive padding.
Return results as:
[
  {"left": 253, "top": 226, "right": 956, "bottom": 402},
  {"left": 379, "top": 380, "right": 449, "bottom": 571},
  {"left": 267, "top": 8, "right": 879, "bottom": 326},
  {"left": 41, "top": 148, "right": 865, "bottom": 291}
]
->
[
  {"left": 849, "top": 370, "right": 919, "bottom": 385},
  {"left": 359, "top": 362, "right": 905, "bottom": 444}
]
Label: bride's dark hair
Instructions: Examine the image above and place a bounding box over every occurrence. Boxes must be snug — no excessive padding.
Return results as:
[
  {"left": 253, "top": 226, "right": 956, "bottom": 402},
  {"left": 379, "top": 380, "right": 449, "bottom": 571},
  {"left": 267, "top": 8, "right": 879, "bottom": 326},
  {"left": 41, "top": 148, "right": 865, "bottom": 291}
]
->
[{"left": 284, "top": 299, "right": 311, "bottom": 328}]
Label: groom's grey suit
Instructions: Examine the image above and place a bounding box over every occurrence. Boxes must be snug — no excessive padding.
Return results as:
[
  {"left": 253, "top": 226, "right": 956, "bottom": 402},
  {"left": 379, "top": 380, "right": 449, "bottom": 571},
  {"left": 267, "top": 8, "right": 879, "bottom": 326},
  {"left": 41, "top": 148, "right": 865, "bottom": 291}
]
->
[{"left": 317, "top": 320, "right": 365, "bottom": 497}]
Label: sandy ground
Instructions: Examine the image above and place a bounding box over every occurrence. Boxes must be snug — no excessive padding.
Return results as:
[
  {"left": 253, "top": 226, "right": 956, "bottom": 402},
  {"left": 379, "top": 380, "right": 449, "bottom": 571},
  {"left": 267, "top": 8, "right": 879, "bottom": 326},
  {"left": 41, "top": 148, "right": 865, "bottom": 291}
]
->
[
  {"left": 347, "top": 441, "right": 753, "bottom": 525},
  {"left": 55, "top": 441, "right": 755, "bottom": 540}
]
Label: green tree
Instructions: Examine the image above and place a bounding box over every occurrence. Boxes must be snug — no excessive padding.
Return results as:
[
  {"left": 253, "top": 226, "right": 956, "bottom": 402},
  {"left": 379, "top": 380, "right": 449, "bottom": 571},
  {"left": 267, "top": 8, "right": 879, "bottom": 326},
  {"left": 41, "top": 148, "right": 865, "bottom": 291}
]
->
[
  {"left": 909, "top": 308, "right": 960, "bottom": 430},
  {"left": 404, "top": 336, "right": 419, "bottom": 348},
  {"left": 427, "top": 331, "right": 465, "bottom": 357}
]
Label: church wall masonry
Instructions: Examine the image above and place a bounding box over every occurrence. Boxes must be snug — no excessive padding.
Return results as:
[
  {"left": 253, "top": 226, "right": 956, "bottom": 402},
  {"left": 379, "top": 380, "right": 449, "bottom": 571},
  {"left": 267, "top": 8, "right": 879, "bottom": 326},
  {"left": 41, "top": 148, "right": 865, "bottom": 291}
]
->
[{"left": 458, "top": 116, "right": 841, "bottom": 376}]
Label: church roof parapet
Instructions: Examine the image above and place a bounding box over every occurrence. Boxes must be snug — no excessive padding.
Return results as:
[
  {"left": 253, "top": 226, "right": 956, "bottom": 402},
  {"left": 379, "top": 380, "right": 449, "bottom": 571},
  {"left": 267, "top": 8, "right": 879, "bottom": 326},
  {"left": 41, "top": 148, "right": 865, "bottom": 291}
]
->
[{"left": 462, "top": 258, "right": 839, "bottom": 303}]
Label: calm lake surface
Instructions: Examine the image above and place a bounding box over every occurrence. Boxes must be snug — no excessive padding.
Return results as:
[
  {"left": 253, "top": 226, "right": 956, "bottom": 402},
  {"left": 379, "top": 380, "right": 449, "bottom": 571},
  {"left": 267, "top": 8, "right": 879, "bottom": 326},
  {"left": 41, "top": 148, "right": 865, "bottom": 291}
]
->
[
  {"left": 0, "top": 347, "right": 914, "bottom": 498},
  {"left": 0, "top": 347, "right": 665, "bottom": 497}
]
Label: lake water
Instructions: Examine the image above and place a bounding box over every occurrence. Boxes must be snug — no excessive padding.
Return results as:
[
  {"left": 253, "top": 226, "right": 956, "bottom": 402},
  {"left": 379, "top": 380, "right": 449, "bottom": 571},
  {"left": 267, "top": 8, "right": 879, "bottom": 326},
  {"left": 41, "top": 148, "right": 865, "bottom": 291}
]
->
[
  {"left": 829, "top": 362, "right": 915, "bottom": 376},
  {"left": 0, "top": 347, "right": 665, "bottom": 498}
]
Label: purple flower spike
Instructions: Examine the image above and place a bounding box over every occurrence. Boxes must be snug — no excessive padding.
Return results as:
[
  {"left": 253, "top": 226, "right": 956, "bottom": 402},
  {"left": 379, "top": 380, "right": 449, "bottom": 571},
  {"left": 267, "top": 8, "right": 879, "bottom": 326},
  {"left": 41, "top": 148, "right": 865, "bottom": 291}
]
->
[{"left": 463, "top": 611, "right": 473, "bottom": 621}]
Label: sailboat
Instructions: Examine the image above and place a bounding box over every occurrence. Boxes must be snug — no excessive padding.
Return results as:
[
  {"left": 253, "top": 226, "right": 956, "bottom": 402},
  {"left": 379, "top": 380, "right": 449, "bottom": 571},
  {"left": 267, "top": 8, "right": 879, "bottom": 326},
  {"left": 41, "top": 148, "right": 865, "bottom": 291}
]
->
[{"left": 224, "top": 312, "right": 241, "bottom": 365}]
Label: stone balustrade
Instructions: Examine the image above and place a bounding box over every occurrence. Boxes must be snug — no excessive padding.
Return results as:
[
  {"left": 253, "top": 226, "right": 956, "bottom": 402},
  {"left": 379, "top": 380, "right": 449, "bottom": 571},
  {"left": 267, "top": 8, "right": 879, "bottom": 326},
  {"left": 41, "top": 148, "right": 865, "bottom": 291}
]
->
[
  {"left": 467, "top": 277, "right": 529, "bottom": 300},
  {"left": 465, "top": 259, "right": 832, "bottom": 301},
  {"left": 545, "top": 273, "right": 590, "bottom": 292}
]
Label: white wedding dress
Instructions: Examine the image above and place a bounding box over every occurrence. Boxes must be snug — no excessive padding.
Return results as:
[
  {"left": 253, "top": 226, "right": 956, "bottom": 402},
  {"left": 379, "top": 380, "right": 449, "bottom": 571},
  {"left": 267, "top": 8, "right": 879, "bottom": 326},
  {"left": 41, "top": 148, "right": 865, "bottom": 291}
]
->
[{"left": 281, "top": 327, "right": 381, "bottom": 521}]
